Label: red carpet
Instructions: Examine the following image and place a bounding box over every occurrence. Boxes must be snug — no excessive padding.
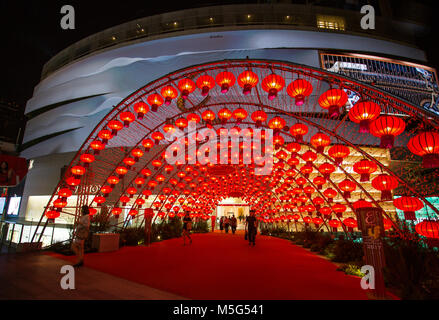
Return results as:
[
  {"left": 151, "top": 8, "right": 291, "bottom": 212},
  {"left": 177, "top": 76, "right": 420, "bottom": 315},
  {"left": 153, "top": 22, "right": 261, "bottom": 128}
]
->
[{"left": 48, "top": 232, "right": 369, "bottom": 300}]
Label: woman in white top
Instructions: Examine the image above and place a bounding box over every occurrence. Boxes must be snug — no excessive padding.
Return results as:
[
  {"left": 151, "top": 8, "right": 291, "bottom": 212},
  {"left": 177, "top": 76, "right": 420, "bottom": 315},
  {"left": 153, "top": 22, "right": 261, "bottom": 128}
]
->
[{"left": 71, "top": 205, "right": 90, "bottom": 267}]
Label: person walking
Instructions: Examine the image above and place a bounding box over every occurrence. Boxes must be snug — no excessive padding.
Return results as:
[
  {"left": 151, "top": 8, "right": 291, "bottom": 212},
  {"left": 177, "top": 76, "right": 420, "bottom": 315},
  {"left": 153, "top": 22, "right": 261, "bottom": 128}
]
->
[
  {"left": 230, "top": 215, "right": 237, "bottom": 234},
  {"left": 182, "top": 212, "right": 193, "bottom": 245},
  {"left": 219, "top": 216, "right": 224, "bottom": 232},
  {"left": 71, "top": 205, "right": 90, "bottom": 267},
  {"left": 224, "top": 216, "right": 230, "bottom": 233},
  {"left": 245, "top": 210, "right": 258, "bottom": 246}
]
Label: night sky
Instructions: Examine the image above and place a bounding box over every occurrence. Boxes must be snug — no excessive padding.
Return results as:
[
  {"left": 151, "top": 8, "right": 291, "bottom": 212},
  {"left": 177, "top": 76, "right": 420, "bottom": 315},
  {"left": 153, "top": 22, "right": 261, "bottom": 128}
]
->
[{"left": 1, "top": 0, "right": 438, "bottom": 110}]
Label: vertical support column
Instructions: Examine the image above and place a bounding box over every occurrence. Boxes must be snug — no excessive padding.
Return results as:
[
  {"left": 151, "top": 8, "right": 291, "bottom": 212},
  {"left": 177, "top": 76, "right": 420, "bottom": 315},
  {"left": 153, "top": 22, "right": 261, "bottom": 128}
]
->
[
  {"left": 356, "top": 207, "right": 387, "bottom": 299},
  {"left": 144, "top": 208, "right": 153, "bottom": 246}
]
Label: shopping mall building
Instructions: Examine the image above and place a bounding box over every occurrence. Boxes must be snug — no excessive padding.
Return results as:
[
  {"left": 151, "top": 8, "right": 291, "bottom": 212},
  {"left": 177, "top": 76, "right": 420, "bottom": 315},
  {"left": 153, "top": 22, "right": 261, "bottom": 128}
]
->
[{"left": 6, "top": 2, "right": 439, "bottom": 246}]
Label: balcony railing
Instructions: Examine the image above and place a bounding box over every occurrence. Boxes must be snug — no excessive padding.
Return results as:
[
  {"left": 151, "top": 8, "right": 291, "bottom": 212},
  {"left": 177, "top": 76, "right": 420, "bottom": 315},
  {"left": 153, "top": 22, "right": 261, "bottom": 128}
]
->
[{"left": 40, "top": 4, "right": 421, "bottom": 80}]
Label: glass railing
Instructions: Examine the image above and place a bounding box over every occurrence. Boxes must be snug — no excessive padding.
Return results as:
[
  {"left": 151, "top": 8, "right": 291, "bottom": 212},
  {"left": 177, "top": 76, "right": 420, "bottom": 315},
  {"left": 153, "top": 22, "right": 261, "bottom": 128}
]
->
[{"left": 41, "top": 4, "right": 419, "bottom": 80}]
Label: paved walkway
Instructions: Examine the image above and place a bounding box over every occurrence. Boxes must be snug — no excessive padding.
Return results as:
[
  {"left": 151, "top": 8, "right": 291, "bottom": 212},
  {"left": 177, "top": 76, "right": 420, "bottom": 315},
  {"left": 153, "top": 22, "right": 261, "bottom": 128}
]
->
[
  {"left": 42, "top": 232, "right": 369, "bottom": 300},
  {"left": 0, "top": 252, "right": 186, "bottom": 299}
]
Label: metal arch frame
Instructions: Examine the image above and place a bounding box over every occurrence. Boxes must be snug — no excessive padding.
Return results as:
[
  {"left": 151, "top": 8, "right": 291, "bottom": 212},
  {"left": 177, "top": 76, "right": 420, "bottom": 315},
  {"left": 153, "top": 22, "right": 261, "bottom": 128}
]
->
[{"left": 31, "top": 59, "right": 439, "bottom": 244}]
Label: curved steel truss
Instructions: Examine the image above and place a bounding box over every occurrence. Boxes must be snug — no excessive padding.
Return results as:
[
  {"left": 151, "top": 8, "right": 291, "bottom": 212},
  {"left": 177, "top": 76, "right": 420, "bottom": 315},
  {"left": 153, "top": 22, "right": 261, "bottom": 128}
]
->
[{"left": 31, "top": 59, "right": 439, "bottom": 244}]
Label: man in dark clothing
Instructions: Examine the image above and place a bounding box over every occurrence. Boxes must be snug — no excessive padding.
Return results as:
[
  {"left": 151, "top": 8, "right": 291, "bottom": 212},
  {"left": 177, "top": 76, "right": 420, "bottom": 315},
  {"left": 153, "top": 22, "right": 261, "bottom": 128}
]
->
[
  {"left": 230, "top": 215, "right": 237, "bottom": 234},
  {"left": 245, "top": 210, "right": 258, "bottom": 246}
]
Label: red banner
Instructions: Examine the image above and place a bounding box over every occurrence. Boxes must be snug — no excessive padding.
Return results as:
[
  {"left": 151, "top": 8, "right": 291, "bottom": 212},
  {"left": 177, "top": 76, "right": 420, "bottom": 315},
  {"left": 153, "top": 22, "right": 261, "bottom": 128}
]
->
[{"left": 0, "top": 155, "right": 28, "bottom": 187}]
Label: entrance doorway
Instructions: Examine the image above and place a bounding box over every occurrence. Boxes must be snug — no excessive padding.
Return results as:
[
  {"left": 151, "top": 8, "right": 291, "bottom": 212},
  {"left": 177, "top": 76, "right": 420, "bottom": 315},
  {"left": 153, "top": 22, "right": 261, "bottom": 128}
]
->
[{"left": 216, "top": 198, "right": 249, "bottom": 230}]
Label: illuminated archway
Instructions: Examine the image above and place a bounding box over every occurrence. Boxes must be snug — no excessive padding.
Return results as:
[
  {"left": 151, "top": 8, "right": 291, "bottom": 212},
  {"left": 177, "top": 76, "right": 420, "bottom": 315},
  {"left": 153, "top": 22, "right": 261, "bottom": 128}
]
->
[{"left": 31, "top": 59, "right": 439, "bottom": 244}]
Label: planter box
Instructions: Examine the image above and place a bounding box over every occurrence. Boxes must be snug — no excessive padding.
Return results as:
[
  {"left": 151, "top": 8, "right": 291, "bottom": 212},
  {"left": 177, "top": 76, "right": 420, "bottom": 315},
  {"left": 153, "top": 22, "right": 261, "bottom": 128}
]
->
[{"left": 92, "top": 233, "right": 120, "bottom": 252}]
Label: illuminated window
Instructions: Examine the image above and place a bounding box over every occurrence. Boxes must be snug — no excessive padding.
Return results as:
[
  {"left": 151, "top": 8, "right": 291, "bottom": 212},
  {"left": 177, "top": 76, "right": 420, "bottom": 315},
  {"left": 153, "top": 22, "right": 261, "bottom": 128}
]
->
[{"left": 316, "top": 15, "right": 345, "bottom": 31}]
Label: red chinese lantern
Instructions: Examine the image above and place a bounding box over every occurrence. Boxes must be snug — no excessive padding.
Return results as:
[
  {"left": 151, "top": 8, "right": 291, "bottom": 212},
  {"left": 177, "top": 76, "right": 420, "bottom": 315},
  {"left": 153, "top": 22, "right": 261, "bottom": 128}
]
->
[
  {"left": 353, "top": 159, "right": 377, "bottom": 182},
  {"left": 133, "top": 101, "right": 149, "bottom": 119},
  {"left": 71, "top": 165, "right": 85, "bottom": 179},
  {"left": 237, "top": 70, "right": 258, "bottom": 95},
  {"left": 303, "top": 216, "right": 312, "bottom": 226},
  {"left": 218, "top": 108, "right": 232, "bottom": 123},
  {"left": 290, "top": 123, "right": 308, "bottom": 142},
  {"left": 128, "top": 209, "right": 138, "bottom": 218},
  {"left": 353, "top": 199, "right": 372, "bottom": 210},
  {"left": 343, "top": 217, "right": 357, "bottom": 232},
  {"left": 80, "top": 153, "right": 95, "bottom": 167},
  {"left": 107, "top": 176, "right": 120, "bottom": 187},
  {"left": 119, "top": 196, "right": 130, "bottom": 205},
  {"left": 178, "top": 78, "right": 196, "bottom": 99},
  {"left": 338, "top": 179, "right": 356, "bottom": 198},
  {"left": 323, "top": 188, "right": 337, "bottom": 203},
  {"left": 393, "top": 196, "right": 424, "bottom": 221},
  {"left": 131, "top": 148, "right": 144, "bottom": 161},
  {"left": 89, "top": 208, "right": 97, "bottom": 216},
  {"left": 286, "top": 142, "right": 301, "bottom": 156},
  {"left": 107, "top": 120, "right": 123, "bottom": 136},
  {"left": 328, "top": 219, "right": 341, "bottom": 232},
  {"left": 163, "top": 123, "right": 175, "bottom": 135},
  {"left": 302, "top": 150, "right": 317, "bottom": 166},
  {"left": 318, "top": 163, "right": 335, "bottom": 179},
  {"left": 216, "top": 71, "right": 236, "bottom": 93},
  {"left": 348, "top": 101, "right": 381, "bottom": 133},
  {"left": 66, "top": 176, "right": 80, "bottom": 187},
  {"left": 119, "top": 111, "right": 135, "bottom": 127},
  {"left": 318, "top": 88, "right": 348, "bottom": 118},
  {"left": 332, "top": 203, "right": 346, "bottom": 218},
  {"left": 187, "top": 113, "right": 201, "bottom": 124},
  {"left": 328, "top": 144, "right": 350, "bottom": 165},
  {"left": 127, "top": 187, "right": 137, "bottom": 198},
  {"left": 251, "top": 110, "right": 267, "bottom": 128},
  {"left": 313, "top": 176, "right": 326, "bottom": 190},
  {"left": 415, "top": 220, "right": 439, "bottom": 247},
  {"left": 313, "top": 217, "right": 323, "bottom": 226},
  {"left": 147, "top": 93, "right": 164, "bottom": 112},
  {"left": 45, "top": 210, "right": 60, "bottom": 222},
  {"left": 407, "top": 131, "right": 439, "bottom": 168},
  {"left": 101, "top": 185, "right": 112, "bottom": 197},
  {"left": 58, "top": 188, "right": 72, "bottom": 200},
  {"left": 98, "top": 130, "right": 113, "bottom": 144},
  {"left": 116, "top": 166, "right": 128, "bottom": 178},
  {"left": 90, "top": 140, "right": 105, "bottom": 155},
  {"left": 320, "top": 206, "right": 332, "bottom": 216},
  {"left": 112, "top": 207, "right": 122, "bottom": 218},
  {"left": 383, "top": 219, "right": 392, "bottom": 231},
  {"left": 196, "top": 75, "right": 215, "bottom": 96},
  {"left": 287, "top": 79, "right": 313, "bottom": 106},
  {"left": 310, "top": 132, "right": 331, "bottom": 153},
  {"left": 300, "top": 165, "right": 313, "bottom": 178},
  {"left": 123, "top": 157, "right": 136, "bottom": 168},
  {"left": 261, "top": 74, "right": 285, "bottom": 100},
  {"left": 202, "top": 109, "right": 216, "bottom": 125},
  {"left": 160, "top": 85, "right": 178, "bottom": 106},
  {"left": 94, "top": 196, "right": 106, "bottom": 206},
  {"left": 152, "top": 159, "right": 162, "bottom": 170},
  {"left": 370, "top": 116, "right": 406, "bottom": 149},
  {"left": 371, "top": 174, "right": 398, "bottom": 201},
  {"left": 151, "top": 131, "right": 164, "bottom": 145},
  {"left": 232, "top": 108, "right": 248, "bottom": 123},
  {"left": 136, "top": 198, "right": 146, "bottom": 207},
  {"left": 175, "top": 117, "right": 188, "bottom": 131}
]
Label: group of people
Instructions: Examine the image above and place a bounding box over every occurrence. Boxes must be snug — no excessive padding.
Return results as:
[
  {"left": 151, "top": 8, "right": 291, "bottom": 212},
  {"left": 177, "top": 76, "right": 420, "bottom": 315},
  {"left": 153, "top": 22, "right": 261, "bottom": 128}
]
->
[
  {"left": 70, "top": 207, "right": 259, "bottom": 267},
  {"left": 219, "top": 215, "right": 238, "bottom": 234}
]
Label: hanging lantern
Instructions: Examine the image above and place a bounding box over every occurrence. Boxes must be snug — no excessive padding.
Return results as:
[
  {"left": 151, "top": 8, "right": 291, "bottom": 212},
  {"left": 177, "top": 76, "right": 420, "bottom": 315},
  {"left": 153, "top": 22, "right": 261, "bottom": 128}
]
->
[
  {"left": 370, "top": 116, "right": 406, "bottom": 149},
  {"left": 116, "top": 166, "right": 128, "bottom": 178},
  {"left": 71, "top": 165, "right": 85, "bottom": 179},
  {"left": 338, "top": 179, "right": 356, "bottom": 198},
  {"left": 353, "top": 159, "right": 377, "bottom": 182},
  {"left": 302, "top": 150, "right": 317, "bottom": 166},
  {"left": 202, "top": 109, "right": 216, "bottom": 125},
  {"left": 101, "top": 185, "right": 113, "bottom": 197},
  {"left": 112, "top": 207, "right": 122, "bottom": 218},
  {"left": 313, "top": 217, "right": 323, "bottom": 227},
  {"left": 133, "top": 101, "right": 149, "bottom": 119},
  {"left": 142, "top": 138, "right": 154, "bottom": 151},
  {"left": 261, "top": 74, "right": 285, "bottom": 100},
  {"left": 328, "top": 219, "right": 341, "bottom": 232},
  {"left": 348, "top": 100, "right": 381, "bottom": 133},
  {"left": 152, "top": 159, "right": 162, "bottom": 170},
  {"left": 94, "top": 196, "right": 106, "bottom": 206},
  {"left": 216, "top": 71, "right": 236, "bottom": 93},
  {"left": 178, "top": 78, "right": 196, "bottom": 99},
  {"left": 80, "top": 153, "right": 95, "bottom": 167},
  {"left": 98, "top": 130, "right": 113, "bottom": 145},
  {"left": 238, "top": 70, "right": 258, "bottom": 95},
  {"left": 303, "top": 216, "right": 312, "bottom": 226},
  {"left": 318, "top": 163, "right": 335, "bottom": 179},
  {"left": 353, "top": 199, "right": 372, "bottom": 210},
  {"left": 290, "top": 123, "right": 308, "bottom": 142},
  {"left": 134, "top": 177, "right": 145, "bottom": 188},
  {"left": 415, "top": 220, "right": 439, "bottom": 247},
  {"left": 161, "top": 85, "right": 178, "bottom": 106},
  {"left": 119, "top": 111, "right": 135, "bottom": 127},
  {"left": 146, "top": 93, "right": 164, "bottom": 112},
  {"left": 187, "top": 113, "right": 201, "bottom": 124},
  {"left": 250, "top": 110, "right": 267, "bottom": 128},
  {"left": 343, "top": 218, "right": 357, "bottom": 232},
  {"left": 393, "top": 196, "right": 424, "bottom": 221},
  {"left": 332, "top": 203, "right": 346, "bottom": 218},
  {"left": 119, "top": 196, "right": 130, "bottom": 206},
  {"left": 371, "top": 174, "right": 398, "bottom": 201},
  {"left": 287, "top": 79, "right": 313, "bottom": 106},
  {"left": 131, "top": 148, "right": 144, "bottom": 161},
  {"left": 300, "top": 165, "right": 313, "bottom": 178},
  {"left": 218, "top": 108, "right": 232, "bottom": 123},
  {"left": 318, "top": 88, "right": 348, "bottom": 118},
  {"left": 90, "top": 140, "right": 105, "bottom": 155},
  {"left": 320, "top": 206, "right": 332, "bottom": 217},
  {"left": 127, "top": 187, "right": 137, "bottom": 198},
  {"left": 196, "top": 75, "right": 215, "bottom": 96},
  {"left": 123, "top": 157, "right": 136, "bottom": 169},
  {"left": 45, "top": 210, "right": 60, "bottom": 222},
  {"left": 313, "top": 176, "right": 326, "bottom": 190},
  {"left": 232, "top": 108, "right": 248, "bottom": 124},
  {"left": 328, "top": 144, "right": 350, "bottom": 166},
  {"left": 107, "top": 120, "right": 123, "bottom": 136},
  {"left": 323, "top": 188, "right": 337, "bottom": 203},
  {"left": 107, "top": 176, "right": 120, "bottom": 188},
  {"left": 407, "top": 131, "right": 439, "bottom": 168},
  {"left": 310, "top": 132, "right": 331, "bottom": 153},
  {"left": 58, "top": 188, "right": 72, "bottom": 201},
  {"left": 151, "top": 131, "right": 164, "bottom": 145}
]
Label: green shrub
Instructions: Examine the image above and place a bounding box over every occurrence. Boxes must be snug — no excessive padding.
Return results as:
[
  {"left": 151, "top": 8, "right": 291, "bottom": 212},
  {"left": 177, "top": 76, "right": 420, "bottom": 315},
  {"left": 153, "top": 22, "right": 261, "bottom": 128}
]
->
[
  {"left": 192, "top": 219, "right": 209, "bottom": 233},
  {"left": 331, "top": 239, "right": 364, "bottom": 264},
  {"left": 119, "top": 226, "right": 145, "bottom": 246}
]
